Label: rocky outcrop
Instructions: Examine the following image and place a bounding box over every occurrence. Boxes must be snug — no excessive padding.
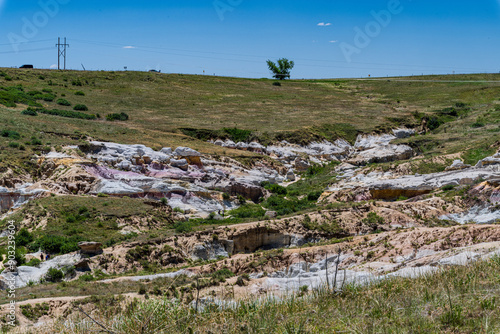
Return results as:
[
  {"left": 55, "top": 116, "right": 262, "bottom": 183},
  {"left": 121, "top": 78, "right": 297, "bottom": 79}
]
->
[
  {"left": 354, "top": 134, "right": 397, "bottom": 150},
  {"left": 231, "top": 226, "right": 296, "bottom": 253},
  {"left": 445, "top": 159, "right": 471, "bottom": 171},
  {"left": 476, "top": 152, "right": 500, "bottom": 168},
  {"left": 174, "top": 147, "right": 203, "bottom": 167},
  {"left": 330, "top": 162, "right": 500, "bottom": 200},
  {"left": 190, "top": 240, "right": 234, "bottom": 261},
  {"left": 392, "top": 128, "right": 415, "bottom": 139},
  {"left": 170, "top": 159, "right": 189, "bottom": 171},
  {"left": 78, "top": 242, "right": 103, "bottom": 256},
  {"left": 0, "top": 253, "right": 82, "bottom": 289},
  {"left": 226, "top": 182, "right": 263, "bottom": 202},
  {"left": 0, "top": 186, "right": 46, "bottom": 213},
  {"left": 348, "top": 144, "right": 414, "bottom": 166}
]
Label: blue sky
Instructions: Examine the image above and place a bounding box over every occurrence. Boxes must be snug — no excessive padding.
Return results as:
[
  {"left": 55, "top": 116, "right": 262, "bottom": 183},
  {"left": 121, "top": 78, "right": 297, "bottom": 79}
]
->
[{"left": 0, "top": 0, "right": 499, "bottom": 78}]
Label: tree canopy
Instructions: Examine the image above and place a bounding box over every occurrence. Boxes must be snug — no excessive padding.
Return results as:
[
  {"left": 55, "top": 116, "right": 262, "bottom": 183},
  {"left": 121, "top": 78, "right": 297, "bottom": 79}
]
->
[{"left": 266, "top": 58, "right": 295, "bottom": 80}]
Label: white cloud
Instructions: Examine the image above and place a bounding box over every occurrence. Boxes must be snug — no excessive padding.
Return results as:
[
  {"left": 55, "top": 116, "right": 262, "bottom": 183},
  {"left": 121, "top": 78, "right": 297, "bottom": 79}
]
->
[
  {"left": 50, "top": 64, "right": 57, "bottom": 69},
  {"left": 317, "top": 22, "right": 332, "bottom": 26},
  {"left": 123, "top": 46, "right": 136, "bottom": 49},
  {"left": 329, "top": 40, "right": 338, "bottom": 43}
]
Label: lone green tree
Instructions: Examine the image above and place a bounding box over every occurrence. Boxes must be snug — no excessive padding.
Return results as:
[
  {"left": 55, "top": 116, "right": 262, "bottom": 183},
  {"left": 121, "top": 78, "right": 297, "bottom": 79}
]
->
[{"left": 266, "top": 58, "right": 295, "bottom": 80}]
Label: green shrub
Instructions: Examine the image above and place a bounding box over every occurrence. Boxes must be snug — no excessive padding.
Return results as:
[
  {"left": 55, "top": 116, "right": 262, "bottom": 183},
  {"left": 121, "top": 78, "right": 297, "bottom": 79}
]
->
[
  {"left": 7, "top": 248, "right": 26, "bottom": 266},
  {"left": 1, "top": 129, "right": 21, "bottom": 139},
  {"left": 45, "top": 268, "right": 64, "bottom": 282},
  {"left": 264, "top": 183, "right": 288, "bottom": 196},
  {"left": 16, "top": 228, "right": 34, "bottom": 247},
  {"left": 26, "top": 107, "right": 96, "bottom": 120},
  {"left": 273, "top": 81, "right": 281, "bottom": 86},
  {"left": 307, "top": 191, "right": 322, "bottom": 201},
  {"left": 362, "top": 212, "right": 385, "bottom": 231},
  {"left": 74, "top": 91, "right": 85, "bottom": 96},
  {"left": 222, "top": 127, "right": 252, "bottom": 142},
  {"left": 441, "top": 185, "right": 455, "bottom": 191},
  {"left": 263, "top": 195, "right": 311, "bottom": 216},
  {"left": 471, "top": 121, "right": 485, "bottom": 128},
  {"left": 174, "top": 221, "right": 193, "bottom": 234},
  {"left": 56, "top": 98, "right": 71, "bottom": 106},
  {"left": 42, "top": 94, "right": 55, "bottom": 102},
  {"left": 222, "top": 192, "right": 231, "bottom": 201},
  {"left": 25, "top": 258, "right": 41, "bottom": 267},
  {"left": 29, "top": 235, "right": 81, "bottom": 254},
  {"left": 237, "top": 195, "right": 247, "bottom": 205},
  {"left": 106, "top": 112, "right": 129, "bottom": 121},
  {"left": 8, "top": 142, "right": 20, "bottom": 148},
  {"left": 230, "top": 204, "right": 265, "bottom": 219},
  {"left": 30, "top": 136, "right": 42, "bottom": 145},
  {"left": 306, "top": 164, "right": 325, "bottom": 176},
  {"left": 73, "top": 104, "right": 88, "bottom": 111},
  {"left": 21, "top": 109, "right": 38, "bottom": 116},
  {"left": 20, "top": 303, "right": 49, "bottom": 321},
  {"left": 211, "top": 268, "right": 235, "bottom": 282},
  {"left": 78, "top": 273, "right": 95, "bottom": 281}
]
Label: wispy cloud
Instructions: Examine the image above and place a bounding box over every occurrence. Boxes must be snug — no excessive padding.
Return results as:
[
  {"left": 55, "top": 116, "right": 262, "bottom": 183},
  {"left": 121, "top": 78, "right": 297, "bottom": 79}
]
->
[
  {"left": 317, "top": 22, "right": 332, "bottom": 26},
  {"left": 123, "top": 46, "right": 136, "bottom": 49},
  {"left": 329, "top": 40, "right": 338, "bottom": 43},
  {"left": 50, "top": 64, "right": 57, "bottom": 69}
]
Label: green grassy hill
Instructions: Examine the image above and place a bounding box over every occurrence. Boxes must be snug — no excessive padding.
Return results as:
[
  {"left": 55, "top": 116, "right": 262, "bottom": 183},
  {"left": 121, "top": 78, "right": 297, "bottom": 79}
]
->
[{"left": 0, "top": 68, "right": 498, "bottom": 175}]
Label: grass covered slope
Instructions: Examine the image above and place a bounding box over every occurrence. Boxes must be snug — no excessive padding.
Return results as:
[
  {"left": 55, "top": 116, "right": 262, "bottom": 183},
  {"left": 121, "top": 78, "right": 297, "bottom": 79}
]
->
[
  {"left": 1, "top": 196, "right": 173, "bottom": 254},
  {"left": 27, "top": 255, "right": 500, "bottom": 334},
  {"left": 0, "top": 69, "right": 498, "bottom": 173}
]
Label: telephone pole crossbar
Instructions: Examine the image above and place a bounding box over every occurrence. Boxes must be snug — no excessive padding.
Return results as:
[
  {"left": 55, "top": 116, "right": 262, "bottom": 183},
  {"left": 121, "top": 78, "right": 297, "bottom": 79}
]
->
[{"left": 56, "top": 37, "right": 69, "bottom": 70}]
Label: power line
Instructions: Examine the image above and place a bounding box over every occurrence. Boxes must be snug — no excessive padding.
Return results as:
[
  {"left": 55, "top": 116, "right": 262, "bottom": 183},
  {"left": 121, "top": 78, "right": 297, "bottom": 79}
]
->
[
  {"left": 0, "top": 39, "right": 54, "bottom": 47},
  {"left": 0, "top": 47, "right": 54, "bottom": 55},
  {"left": 56, "top": 37, "right": 69, "bottom": 70},
  {"left": 71, "top": 38, "right": 494, "bottom": 73}
]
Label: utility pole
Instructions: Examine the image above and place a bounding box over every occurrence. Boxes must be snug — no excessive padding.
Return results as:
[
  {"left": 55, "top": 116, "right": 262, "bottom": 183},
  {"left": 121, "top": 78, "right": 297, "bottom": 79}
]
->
[{"left": 56, "top": 37, "right": 69, "bottom": 70}]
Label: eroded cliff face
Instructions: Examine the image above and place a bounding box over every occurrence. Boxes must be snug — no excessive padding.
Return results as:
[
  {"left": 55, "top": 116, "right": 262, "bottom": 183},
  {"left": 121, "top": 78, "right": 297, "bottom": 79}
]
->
[{"left": 0, "top": 186, "right": 46, "bottom": 213}]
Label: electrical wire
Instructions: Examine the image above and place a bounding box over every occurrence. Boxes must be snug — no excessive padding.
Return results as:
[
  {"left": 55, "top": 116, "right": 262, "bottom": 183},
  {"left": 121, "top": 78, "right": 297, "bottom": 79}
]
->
[{"left": 71, "top": 38, "right": 494, "bottom": 73}]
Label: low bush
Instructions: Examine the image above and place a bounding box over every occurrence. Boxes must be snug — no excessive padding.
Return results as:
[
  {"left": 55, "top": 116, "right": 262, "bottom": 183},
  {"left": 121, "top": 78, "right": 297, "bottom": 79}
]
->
[
  {"left": 29, "top": 235, "right": 82, "bottom": 254},
  {"left": 16, "top": 228, "right": 34, "bottom": 246},
  {"left": 230, "top": 204, "right": 265, "bottom": 219},
  {"left": 263, "top": 182, "right": 288, "bottom": 195},
  {"left": 30, "top": 136, "right": 42, "bottom": 145},
  {"left": 24, "top": 107, "right": 96, "bottom": 120},
  {"left": 45, "top": 268, "right": 64, "bottom": 282},
  {"left": 73, "top": 104, "right": 88, "bottom": 111},
  {"left": 174, "top": 221, "right": 193, "bottom": 234},
  {"left": 74, "top": 91, "right": 85, "bottom": 96},
  {"left": 78, "top": 273, "right": 95, "bottom": 281},
  {"left": 56, "top": 98, "right": 71, "bottom": 106},
  {"left": 441, "top": 184, "right": 455, "bottom": 191},
  {"left": 25, "top": 258, "right": 41, "bottom": 267},
  {"left": 106, "top": 112, "right": 129, "bottom": 121},
  {"left": 362, "top": 212, "right": 385, "bottom": 231},
  {"left": 21, "top": 109, "right": 38, "bottom": 116},
  {"left": 307, "top": 191, "right": 322, "bottom": 201},
  {"left": 263, "top": 195, "right": 311, "bottom": 216},
  {"left": 211, "top": 268, "right": 235, "bottom": 282},
  {"left": 1, "top": 129, "right": 21, "bottom": 139}
]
